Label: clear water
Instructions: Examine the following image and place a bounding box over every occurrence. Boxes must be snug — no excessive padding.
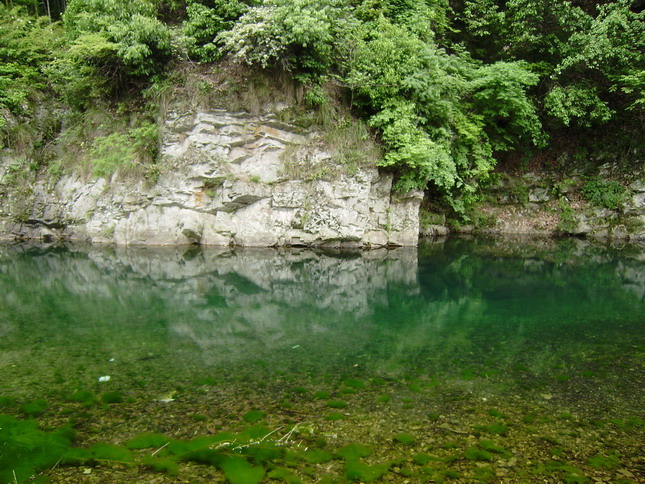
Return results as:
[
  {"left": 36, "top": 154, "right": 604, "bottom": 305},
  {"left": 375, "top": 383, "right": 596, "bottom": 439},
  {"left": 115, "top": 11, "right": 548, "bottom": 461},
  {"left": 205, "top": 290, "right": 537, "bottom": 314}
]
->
[{"left": 0, "top": 237, "right": 643, "bottom": 482}]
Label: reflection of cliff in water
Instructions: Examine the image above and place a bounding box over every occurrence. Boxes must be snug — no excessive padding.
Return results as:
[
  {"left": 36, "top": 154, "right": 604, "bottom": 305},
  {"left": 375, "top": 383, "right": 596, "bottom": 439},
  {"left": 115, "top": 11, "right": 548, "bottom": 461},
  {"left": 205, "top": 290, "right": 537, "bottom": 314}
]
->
[{"left": 0, "top": 239, "right": 642, "bottom": 382}]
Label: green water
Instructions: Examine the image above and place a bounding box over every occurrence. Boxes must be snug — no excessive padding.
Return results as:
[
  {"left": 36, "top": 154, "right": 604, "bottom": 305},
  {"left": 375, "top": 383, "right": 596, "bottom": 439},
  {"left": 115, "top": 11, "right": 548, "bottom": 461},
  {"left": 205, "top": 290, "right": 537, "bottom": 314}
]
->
[{"left": 0, "top": 237, "right": 643, "bottom": 483}]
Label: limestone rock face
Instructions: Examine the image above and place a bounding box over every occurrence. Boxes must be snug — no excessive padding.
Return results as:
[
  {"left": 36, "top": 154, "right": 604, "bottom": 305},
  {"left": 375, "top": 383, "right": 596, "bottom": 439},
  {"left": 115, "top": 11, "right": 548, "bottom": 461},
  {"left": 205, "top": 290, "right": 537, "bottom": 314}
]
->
[{"left": 0, "top": 110, "right": 422, "bottom": 246}]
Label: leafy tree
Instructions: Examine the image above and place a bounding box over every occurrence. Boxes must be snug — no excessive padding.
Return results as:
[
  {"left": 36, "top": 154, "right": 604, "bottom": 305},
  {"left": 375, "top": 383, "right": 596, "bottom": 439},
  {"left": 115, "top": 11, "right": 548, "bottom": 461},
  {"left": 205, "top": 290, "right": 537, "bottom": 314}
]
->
[
  {"left": 553, "top": 0, "right": 645, "bottom": 115},
  {"left": 54, "top": 0, "right": 172, "bottom": 107},
  {"left": 0, "top": 5, "right": 62, "bottom": 146},
  {"left": 218, "top": 0, "right": 350, "bottom": 77},
  {"left": 346, "top": 16, "right": 543, "bottom": 209},
  {"left": 183, "top": 0, "right": 248, "bottom": 62},
  {"left": 457, "top": 0, "right": 644, "bottom": 132},
  {"left": 461, "top": 0, "right": 590, "bottom": 70},
  {"left": 0, "top": 6, "right": 61, "bottom": 111}
]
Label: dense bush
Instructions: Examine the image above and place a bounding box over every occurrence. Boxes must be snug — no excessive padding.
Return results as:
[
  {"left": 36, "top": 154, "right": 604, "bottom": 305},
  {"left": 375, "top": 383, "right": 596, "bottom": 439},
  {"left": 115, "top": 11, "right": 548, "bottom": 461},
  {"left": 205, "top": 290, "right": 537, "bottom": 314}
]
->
[
  {"left": 54, "top": 0, "right": 172, "bottom": 107},
  {"left": 183, "top": 0, "right": 248, "bottom": 62},
  {"left": 458, "top": 0, "right": 644, "bottom": 130}
]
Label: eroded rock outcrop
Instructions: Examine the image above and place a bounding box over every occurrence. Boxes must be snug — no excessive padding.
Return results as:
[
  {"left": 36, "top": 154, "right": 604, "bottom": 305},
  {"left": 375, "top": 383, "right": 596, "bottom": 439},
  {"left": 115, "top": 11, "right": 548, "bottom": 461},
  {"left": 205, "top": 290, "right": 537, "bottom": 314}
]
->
[
  {"left": 0, "top": 109, "right": 422, "bottom": 247},
  {"left": 419, "top": 167, "right": 645, "bottom": 240}
]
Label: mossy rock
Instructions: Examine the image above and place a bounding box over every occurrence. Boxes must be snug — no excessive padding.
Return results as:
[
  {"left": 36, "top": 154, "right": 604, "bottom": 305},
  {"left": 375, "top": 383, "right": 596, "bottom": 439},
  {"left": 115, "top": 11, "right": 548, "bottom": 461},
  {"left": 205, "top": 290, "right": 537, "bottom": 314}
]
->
[
  {"left": 65, "top": 390, "right": 96, "bottom": 406},
  {"left": 343, "top": 379, "right": 365, "bottom": 389},
  {"left": 87, "top": 443, "right": 134, "bottom": 462},
  {"left": 336, "top": 443, "right": 372, "bottom": 461},
  {"left": 345, "top": 460, "right": 390, "bottom": 482},
  {"left": 393, "top": 433, "right": 416, "bottom": 445},
  {"left": 327, "top": 400, "right": 348, "bottom": 409},
  {"left": 325, "top": 412, "right": 345, "bottom": 421},
  {"left": 587, "top": 453, "right": 620, "bottom": 470},
  {"left": 0, "top": 396, "right": 16, "bottom": 408},
  {"left": 243, "top": 410, "right": 266, "bottom": 423},
  {"left": 464, "top": 447, "right": 493, "bottom": 461},
  {"left": 296, "top": 448, "right": 333, "bottom": 464},
  {"left": 219, "top": 456, "right": 265, "bottom": 484},
  {"left": 479, "top": 440, "right": 509, "bottom": 456},
  {"left": 101, "top": 391, "right": 124, "bottom": 404},
  {"left": 473, "top": 422, "right": 509, "bottom": 436},
  {"left": 125, "top": 432, "right": 171, "bottom": 450},
  {"left": 141, "top": 456, "right": 180, "bottom": 476},
  {"left": 20, "top": 399, "right": 48, "bottom": 417},
  {"left": 0, "top": 414, "right": 75, "bottom": 483},
  {"left": 268, "top": 467, "right": 302, "bottom": 484}
]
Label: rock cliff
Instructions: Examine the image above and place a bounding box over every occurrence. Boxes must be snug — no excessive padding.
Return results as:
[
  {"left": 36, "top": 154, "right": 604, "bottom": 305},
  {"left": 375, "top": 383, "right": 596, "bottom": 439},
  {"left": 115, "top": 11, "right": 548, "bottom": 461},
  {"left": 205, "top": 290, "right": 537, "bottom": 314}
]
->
[
  {"left": 0, "top": 109, "right": 422, "bottom": 247},
  {"left": 420, "top": 167, "right": 645, "bottom": 240}
]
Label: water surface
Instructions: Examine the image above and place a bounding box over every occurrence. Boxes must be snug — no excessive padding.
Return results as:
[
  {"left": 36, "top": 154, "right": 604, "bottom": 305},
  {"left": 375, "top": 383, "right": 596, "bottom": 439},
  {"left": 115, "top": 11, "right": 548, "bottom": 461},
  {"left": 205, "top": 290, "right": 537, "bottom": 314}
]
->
[{"left": 0, "top": 237, "right": 643, "bottom": 482}]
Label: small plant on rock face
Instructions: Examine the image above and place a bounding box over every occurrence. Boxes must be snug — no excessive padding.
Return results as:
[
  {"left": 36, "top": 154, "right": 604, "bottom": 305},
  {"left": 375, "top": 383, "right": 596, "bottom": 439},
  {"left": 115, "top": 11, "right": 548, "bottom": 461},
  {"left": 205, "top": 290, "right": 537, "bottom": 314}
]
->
[
  {"left": 557, "top": 197, "right": 576, "bottom": 233},
  {"left": 581, "top": 178, "right": 626, "bottom": 210},
  {"left": 88, "top": 122, "right": 158, "bottom": 178}
]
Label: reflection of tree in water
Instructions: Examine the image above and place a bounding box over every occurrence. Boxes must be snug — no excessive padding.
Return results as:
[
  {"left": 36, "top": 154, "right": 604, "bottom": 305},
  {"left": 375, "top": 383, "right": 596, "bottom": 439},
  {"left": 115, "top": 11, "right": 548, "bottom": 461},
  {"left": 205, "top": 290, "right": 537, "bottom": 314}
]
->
[{"left": 0, "top": 238, "right": 642, "bottom": 404}]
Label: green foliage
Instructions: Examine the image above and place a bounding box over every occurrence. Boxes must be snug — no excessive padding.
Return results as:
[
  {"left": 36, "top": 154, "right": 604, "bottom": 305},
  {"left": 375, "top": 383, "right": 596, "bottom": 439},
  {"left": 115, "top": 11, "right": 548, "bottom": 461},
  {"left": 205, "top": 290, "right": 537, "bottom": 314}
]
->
[
  {"left": 0, "top": 6, "right": 63, "bottom": 150},
  {"left": 0, "top": 157, "right": 37, "bottom": 188},
  {"left": 459, "top": 0, "right": 644, "bottom": 140},
  {"left": 462, "top": 0, "right": 589, "bottom": 66},
  {"left": 183, "top": 0, "right": 247, "bottom": 62},
  {"left": 344, "top": 14, "right": 542, "bottom": 210},
  {"left": 56, "top": 0, "right": 172, "bottom": 107},
  {"left": 581, "top": 178, "right": 626, "bottom": 210},
  {"left": 557, "top": 197, "right": 576, "bottom": 233},
  {"left": 87, "top": 121, "right": 159, "bottom": 178},
  {"left": 0, "top": 6, "right": 62, "bottom": 114},
  {"left": 544, "top": 85, "right": 613, "bottom": 127},
  {"left": 219, "top": 0, "right": 349, "bottom": 75},
  {"left": 468, "top": 61, "right": 545, "bottom": 150},
  {"left": 557, "top": 1, "right": 645, "bottom": 112}
]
